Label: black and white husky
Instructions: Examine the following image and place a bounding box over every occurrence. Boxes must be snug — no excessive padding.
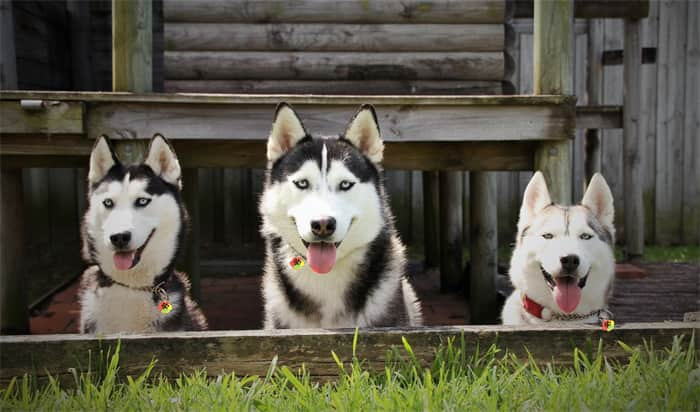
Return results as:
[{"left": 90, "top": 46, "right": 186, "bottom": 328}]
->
[
  {"left": 79, "top": 135, "right": 207, "bottom": 334},
  {"left": 259, "top": 103, "right": 422, "bottom": 329},
  {"left": 501, "top": 172, "right": 616, "bottom": 325}
]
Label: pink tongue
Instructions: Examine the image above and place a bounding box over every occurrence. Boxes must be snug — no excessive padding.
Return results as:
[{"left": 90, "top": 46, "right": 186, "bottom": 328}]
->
[
  {"left": 113, "top": 251, "right": 136, "bottom": 271},
  {"left": 553, "top": 277, "right": 582, "bottom": 313},
  {"left": 306, "top": 243, "right": 337, "bottom": 274}
]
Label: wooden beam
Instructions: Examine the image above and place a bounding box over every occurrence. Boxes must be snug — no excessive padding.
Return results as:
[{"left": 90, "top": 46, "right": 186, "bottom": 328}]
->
[
  {"left": 164, "top": 51, "right": 505, "bottom": 81},
  {"left": 576, "top": 105, "right": 622, "bottom": 129},
  {"left": 469, "top": 172, "right": 498, "bottom": 324},
  {"left": 1, "top": 322, "right": 697, "bottom": 382},
  {"left": 0, "top": 101, "right": 84, "bottom": 135},
  {"left": 514, "top": 0, "right": 649, "bottom": 19},
  {"left": 163, "top": 0, "right": 506, "bottom": 24},
  {"left": 533, "top": 0, "right": 574, "bottom": 204},
  {"left": 439, "top": 171, "right": 463, "bottom": 292},
  {"left": 601, "top": 47, "right": 656, "bottom": 66},
  {"left": 165, "top": 23, "right": 505, "bottom": 52}
]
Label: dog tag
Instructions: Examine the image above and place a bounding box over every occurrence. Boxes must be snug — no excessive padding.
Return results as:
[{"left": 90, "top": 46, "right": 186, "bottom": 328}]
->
[
  {"left": 289, "top": 256, "right": 305, "bottom": 270},
  {"left": 159, "top": 300, "right": 173, "bottom": 314},
  {"left": 601, "top": 319, "right": 615, "bottom": 332}
]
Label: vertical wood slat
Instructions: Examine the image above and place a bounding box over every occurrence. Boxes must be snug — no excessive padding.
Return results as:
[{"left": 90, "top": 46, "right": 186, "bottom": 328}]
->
[
  {"left": 533, "top": 0, "right": 573, "bottom": 205},
  {"left": 655, "top": 0, "right": 687, "bottom": 245},
  {"left": 422, "top": 171, "right": 440, "bottom": 268},
  {"left": 623, "top": 18, "right": 644, "bottom": 257},
  {"left": 182, "top": 169, "right": 201, "bottom": 302},
  {"left": 681, "top": 0, "right": 700, "bottom": 245},
  {"left": 572, "top": 32, "right": 587, "bottom": 201},
  {"left": 469, "top": 172, "right": 498, "bottom": 324},
  {"left": 410, "top": 171, "right": 424, "bottom": 249},
  {"left": 584, "top": 19, "right": 604, "bottom": 187},
  {"left": 439, "top": 171, "right": 463, "bottom": 292},
  {"left": 67, "top": 0, "right": 93, "bottom": 91}
]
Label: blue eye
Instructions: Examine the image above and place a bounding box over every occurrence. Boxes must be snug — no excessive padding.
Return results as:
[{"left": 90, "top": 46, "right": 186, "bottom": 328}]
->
[
  {"left": 135, "top": 197, "right": 151, "bottom": 207},
  {"left": 580, "top": 233, "right": 593, "bottom": 240},
  {"left": 339, "top": 180, "right": 355, "bottom": 191},
  {"left": 293, "top": 179, "right": 309, "bottom": 190},
  {"left": 103, "top": 199, "right": 114, "bottom": 209}
]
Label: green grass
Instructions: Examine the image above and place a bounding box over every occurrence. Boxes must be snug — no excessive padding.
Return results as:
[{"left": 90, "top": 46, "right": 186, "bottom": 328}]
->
[{"left": 2, "top": 336, "right": 698, "bottom": 411}]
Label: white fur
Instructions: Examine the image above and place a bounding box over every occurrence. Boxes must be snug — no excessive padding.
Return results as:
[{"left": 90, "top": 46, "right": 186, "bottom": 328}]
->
[
  {"left": 344, "top": 106, "right": 384, "bottom": 163},
  {"left": 267, "top": 104, "right": 308, "bottom": 162},
  {"left": 502, "top": 172, "right": 616, "bottom": 325}
]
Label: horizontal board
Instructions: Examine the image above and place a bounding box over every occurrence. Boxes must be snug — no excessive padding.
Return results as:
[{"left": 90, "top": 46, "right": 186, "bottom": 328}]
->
[
  {"left": 1, "top": 323, "right": 696, "bottom": 382},
  {"left": 514, "top": 0, "right": 649, "bottom": 19},
  {"left": 164, "top": 80, "right": 506, "bottom": 95},
  {"left": 0, "top": 101, "right": 83, "bottom": 134},
  {"left": 163, "top": 0, "right": 506, "bottom": 24},
  {"left": 576, "top": 105, "right": 623, "bottom": 129},
  {"left": 164, "top": 23, "right": 505, "bottom": 52},
  {"left": 164, "top": 51, "right": 506, "bottom": 81}
]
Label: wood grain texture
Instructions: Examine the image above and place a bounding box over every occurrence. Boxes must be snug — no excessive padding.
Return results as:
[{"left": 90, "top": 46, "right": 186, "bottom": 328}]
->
[
  {"left": 112, "top": 0, "right": 152, "bottom": 93},
  {"left": 0, "top": 101, "right": 84, "bottom": 134},
  {"left": 469, "top": 172, "right": 498, "bottom": 324},
  {"left": 1, "top": 323, "right": 696, "bottom": 382},
  {"left": 439, "top": 171, "right": 463, "bottom": 292},
  {"left": 165, "top": 23, "right": 505, "bottom": 52},
  {"left": 681, "top": 0, "right": 699, "bottom": 245},
  {"left": 163, "top": 0, "right": 506, "bottom": 24},
  {"left": 164, "top": 51, "right": 505, "bottom": 81}
]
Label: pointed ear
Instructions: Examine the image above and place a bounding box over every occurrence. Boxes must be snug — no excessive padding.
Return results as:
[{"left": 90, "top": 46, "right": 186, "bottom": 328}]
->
[
  {"left": 582, "top": 173, "right": 614, "bottom": 230},
  {"left": 344, "top": 104, "right": 383, "bottom": 163},
  {"left": 88, "top": 135, "right": 119, "bottom": 186},
  {"left": 267, "top": 103, "right": 308, "bottom": 162},
  {"left": 145, "top": 134, "right": 182, "bottom": 188},
  {"left": 518, "top": 171, "right": 552, "bottom": 232}
]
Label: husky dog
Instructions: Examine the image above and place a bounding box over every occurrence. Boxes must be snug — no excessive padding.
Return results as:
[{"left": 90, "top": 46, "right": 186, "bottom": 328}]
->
[
  {"left": 259, "top": 103, "right": 422, "bottom": 329},
  {"left": 79, "top": 135, "right": 207, "bottom": 333},
  {"left": 501, "top": 172, "right": 616, "bottom": 325}
]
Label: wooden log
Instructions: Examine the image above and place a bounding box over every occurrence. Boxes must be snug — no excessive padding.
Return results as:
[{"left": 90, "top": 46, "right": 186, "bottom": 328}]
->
[
  {"left": 514, "top": 0, "right": 649, "bottom": 19},
  {"left": 165, "top": 23, "right": 505, "bottom": 52},
  {"left": 682, "top": 1, "right": 700, "bottom": 245},
  {"left": 469, "top": 172, "right": 498, "bottom": 324},
  {"left": 164, "top": 51, "right": 505, "bottom": 81},
  {"left": 533, "top": 0, "right": 573, "bottom": 204},
  {"left": 164, "top": 80, "right": 505, "bottom": 95},
  {"left": 422, "top": 171, "right": 440, "bottom": 268},
  {"left": 623, "top": 19, "right": 644, "bottom": 257},
  {"left": 439, "top": 171, "right": 463, "bottom": 292},
  {"left": 0, "top": 169, "right": 27, "bottom": 334},
  {"left": 1, "top": 323, "right": 697, "bottom": 382},
  {"left": 163, "top": 0, "right": 506, "bottom": 24},
  {"left": 182, "top": 169, "right": 201, "bottom": 302}
]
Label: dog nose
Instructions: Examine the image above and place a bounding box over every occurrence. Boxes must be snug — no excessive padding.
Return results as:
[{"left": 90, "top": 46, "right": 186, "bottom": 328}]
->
[
  {"left": 310, "top": 217, "right": 336, "bottom": 238},
  {"left": 560, "top": 254, "right": 580, "bottom": 274},
  {"left": 110, "top": 231, "right": 132, "bottom": 249}
]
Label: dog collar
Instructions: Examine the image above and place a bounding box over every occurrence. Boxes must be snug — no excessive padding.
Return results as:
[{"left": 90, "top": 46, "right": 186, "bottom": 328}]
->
[
  {"left": 98, "top": 271, "right": 173, "bottom": 314},
  {"left": 521, "top": 293, "right": 613, "bottom": 325}
]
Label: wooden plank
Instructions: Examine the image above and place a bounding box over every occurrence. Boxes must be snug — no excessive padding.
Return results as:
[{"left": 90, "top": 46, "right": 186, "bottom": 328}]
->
[
  {"left": 514, "top": 0, "right": 649, "bottom": 19},
  {"left": 640, "top": 0, "right": 658, "bottom": 243},
  {"left": 623, "top": 19, "right": 644, "bottom": 257},
  {"left": 469, "top": 172, "right": 498, "bottom": 324},
  {"left": 1, "top": 323, "right": 696, "bottom": 382},
  {"left": 0, "top": 101, "right": 83, "bottom": 135},
  {"left": 67, "top": 0, "right": 93, "bottom": 90},
  {"left": 385, "top": 170, "right": 412, "bottom": 244},
  {"left": 533, "top": 0, "right": 574, "bottom": 204},
  {"left": 164, "top": 51, "right": 505, "bottom": 81},
  {"left": 586, "top": 23, "right": 604, "bottom": 188},
  {"left": 682, "top": 0, "right": 700, "bottom": 245},
  {"left": 410, "top": 170, "right": 423, "bottom": 248},
  {"left": 577, "top": 105, "right": 622, "bottom": 129},
  {"left": 0, "top": 169, "right": 27, "bottom": 334},
  {"left": 182, "top": 169, "right": 201, "bottom": 302},
  {"left": 422, "top": 171, "right": 440, "bottom": 268},
  {"left": 572, "top": 32, "right": 587, "bottom": 201},
  {"left": 163, "top": 0, "right": 506, "bottom": 24},
  {"left": 601, "top": 47, "right": 656, "bottom": 65},
  {"left": 439, "top": 171, "right": 463, "bottom": 292},
  {"left": 164, "top": 80, "right": 505, "bottom": 95},
  {"left": 655, "top": 0, "right": 686, "bottom": 245},
  {"left": 165, "top": 23, "right": 505, "bottom": 52},
  {"left": 0, "top": 0, "right": 17, "bottom": 89}
]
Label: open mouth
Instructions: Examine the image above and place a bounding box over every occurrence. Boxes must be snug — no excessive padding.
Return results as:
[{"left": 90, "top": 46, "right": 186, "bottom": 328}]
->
[
  {"left": 113, "top": 229, "right": 155, "bottom": 271},
  {"left": 540, "top": 265, "right": 590, "bottom": 314},
  {"left": 301, "top": 240, "right": 341, "bottom": 275}
]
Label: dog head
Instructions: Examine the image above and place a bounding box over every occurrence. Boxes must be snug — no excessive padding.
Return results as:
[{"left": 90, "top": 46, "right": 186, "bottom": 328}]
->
[
  {"left": 511, "top": 172, "right": 615, "bottom": 314},
  {"left": 83, "top": 134, "right": 185, "bottom": 286},
  {"left": 260, "top": 103, "right": 386, "bottom": 274}
]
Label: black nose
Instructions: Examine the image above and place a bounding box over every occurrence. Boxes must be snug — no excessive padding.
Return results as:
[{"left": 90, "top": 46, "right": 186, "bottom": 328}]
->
[
  {"left": 560, "top": 254, "right": 580, "bottom": 274},
  {"left": 310, "top": 217, "right": 336, "bottom": 238},
  {"left": 110, "top": 231, "right": 132, "bottom": 249}
]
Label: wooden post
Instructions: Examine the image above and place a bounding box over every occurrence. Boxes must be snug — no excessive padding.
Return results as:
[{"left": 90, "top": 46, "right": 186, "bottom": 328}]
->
[
  {"left": 533, "top": 0, "right": 573, "bottom": 204},
  {"left": 584, "top": 19, "right": 604, "bottom": 188},
  {"left": 623, "top": 19, "right": 644, "bottom": 258},
  {"left": 422, "top": 171, "right": 440, "bottom": 268},
  {"left": 182, "top": 169, "right": 201, "bottom": 302},
  {"left": 469, "top": 172, "right": 498, "bottom": 324},
  {"left": 439, "top": 171, "right": 462, "bottom": 292}
]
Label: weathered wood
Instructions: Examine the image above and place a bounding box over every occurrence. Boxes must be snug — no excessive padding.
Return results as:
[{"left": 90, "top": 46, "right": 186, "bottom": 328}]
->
[
  {"left": 0, "top": 0, "right": 17, "bottom": 89},
  {"left": 67, "top": 0, "right": 93, "bottom": 90},
  {"left": 439, "top": 171, "right": 463, "bottom": 292},
  {"left": 533, "top": 0, "right": 574, "bottom": 204},
  {"left": 623, "top": 19, "right": 644, "bottom": 257},
  {"left": 182, "top": 169, "right": 201, "bottom": 302},
  {"left": 682, "top": 1, "right": 700, "bottom": 245},
  {"left": 514, "top": 0, "right": 649, "bottom": 19},
  {"left": 0, "top": 101, "right": 84, "bottom": 135},
  {"left": 655, "top": 1, "right": 686, "bottom": 245},
  {"left": 164, "top": 80, "right": 505, "bottom": 95},
  {"left": 0, "top": 169, "right": 27, "bottom": 334},
  {"left": 601, "top": 47, "right": 656, "bottom": 66},
  {"left": 1, "top": 323, "right": 696, "bottom": 382},
  {"left": 422, "top": 171, "right": 440, "bottom": 268},
  {"left": 469, "top": 172, "right": 498, "bottom": 324},
  {"left": 165, "top": 51, "right": 505, "bottom": 81},
  {"left": 163, "top": 0, "right": 506, "bottom": 24},
  {"left": 165, "top": 23, "right": 505, "bottom": 52},
  {"left": 577, "top": 105, "right": 622, "bottom": 129}
]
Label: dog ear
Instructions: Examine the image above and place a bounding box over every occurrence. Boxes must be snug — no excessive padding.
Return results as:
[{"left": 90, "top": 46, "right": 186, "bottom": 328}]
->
[
  {"left": 344, "top": 104, "right": 384, "bottom": 163},
  {"left": 88, "top": 135, "right": 119, "bottom": 186},
  {"left": 267, "top": 102, "right": 308, "bottom": 162},
  {"left": 582, "top": 173, "right": 614, "bottom": 231},
  {"left": 518, "top": 171, "right": 552, "bottom": 231},
  {"left": 145, "top": 134, "right": 182, "bottom": 188}
]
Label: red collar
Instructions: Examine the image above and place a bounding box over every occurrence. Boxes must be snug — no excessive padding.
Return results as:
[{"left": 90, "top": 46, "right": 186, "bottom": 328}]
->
[{"left": 522, "top": 294, "right": 544, "bottom": 318}]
